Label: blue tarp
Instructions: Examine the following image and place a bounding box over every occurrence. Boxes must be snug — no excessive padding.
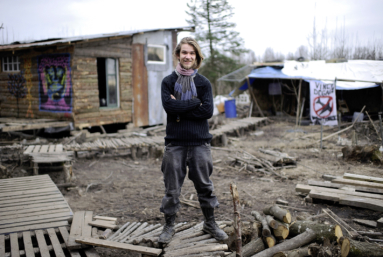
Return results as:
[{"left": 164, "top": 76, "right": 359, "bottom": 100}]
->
[{"left": 229, "top": 66, "right": 379, "bottom": 96}]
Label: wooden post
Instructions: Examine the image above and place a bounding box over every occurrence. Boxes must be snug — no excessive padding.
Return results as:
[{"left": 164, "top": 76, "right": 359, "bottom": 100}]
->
[
  {"left": 64, "top": 161, "right": 72, "bottom": 183},
  {"left": 295, "top": 79, "right": 302, "bottom": 128},
  {"left": 33, "top": 162, "right": 38, "bottom": 175},
  {"left": 246, "top": 76, "right": 264, "bottom": 117},
  {"left": 230, "top": 183, "right": 242, "bottom": 257}
]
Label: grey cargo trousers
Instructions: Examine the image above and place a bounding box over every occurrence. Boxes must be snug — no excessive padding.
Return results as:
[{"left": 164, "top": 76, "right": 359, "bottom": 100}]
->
[{"left": 160, "top": 143, "right": 219, "bottom": 215}]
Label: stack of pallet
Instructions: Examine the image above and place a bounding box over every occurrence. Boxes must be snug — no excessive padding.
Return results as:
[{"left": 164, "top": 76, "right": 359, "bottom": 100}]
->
[
  {"left": 69, "top": 211, "right": 231, "bottom": 257},
  {"left": 296, "top": 172, "right": 383, "bottom": 211}
]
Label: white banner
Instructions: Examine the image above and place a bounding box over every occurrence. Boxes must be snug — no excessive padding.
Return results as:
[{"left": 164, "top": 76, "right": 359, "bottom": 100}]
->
[{"left": 310, "top": 80, "right": 338, "bottom": 126}]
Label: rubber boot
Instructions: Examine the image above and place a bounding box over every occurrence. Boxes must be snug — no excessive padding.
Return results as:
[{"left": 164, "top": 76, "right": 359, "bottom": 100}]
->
[
  {"left": 202, "top": 208, "right": 228, "bottom": 241},
  {"left": 158, "top": 214, "right": 176, "bottom": 244}
]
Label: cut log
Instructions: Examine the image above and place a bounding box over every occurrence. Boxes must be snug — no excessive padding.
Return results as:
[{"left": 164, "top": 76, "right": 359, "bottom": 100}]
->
[
  {"left": 289, "top": 220, "right": 342, "bottom": 243},
  {"left": 251, "top": 211, "right": 271, "bottom": 237},
  {"left": 251, "top": 228, "right": 316, "bottom": 257},
  {"left": 265, "top": 215, "right": 278, "bottom": 230},
  {"left": 342, "top": 237, "right": 383, "bottom": 257},
  {"left": 99, "top": 229, "right": 112, "bottom": 239},
  {"left": 339, "top": 237, "right": 350, "bottom": 257},
  {"left": 227, "top": 238, "right": 265, "bottom": 257},
  {"left": 263, "top": 205, "right": 291, "bottom": 224},
  {"left": 272, "top": 222, "right": 289, "bottom": 240},
  {"left": 264, "top": 234, "right": 276, "bottom": 248},
  {"left": 272, "top": 246, "right": 309, "bottom": 257}
]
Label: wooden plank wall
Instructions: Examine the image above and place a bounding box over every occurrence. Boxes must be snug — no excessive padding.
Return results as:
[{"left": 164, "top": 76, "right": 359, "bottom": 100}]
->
[
  {"left": 0, "top": 37, "right": 133, "bottom": 128},
  {"left": 72, "top": 37, "right": 133, "bottom": 128},
  {"left": 0, "top": 47, "right": 74, "bottom": 120}
]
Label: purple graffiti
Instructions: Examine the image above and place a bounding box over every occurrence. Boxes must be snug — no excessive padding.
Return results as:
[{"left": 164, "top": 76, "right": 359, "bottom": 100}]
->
[
  {"left": 38, "top": 54, "right": 72, "bottom": 113},
  {"left": 8, "top": 71, "right": 27, "bottom": 118}
]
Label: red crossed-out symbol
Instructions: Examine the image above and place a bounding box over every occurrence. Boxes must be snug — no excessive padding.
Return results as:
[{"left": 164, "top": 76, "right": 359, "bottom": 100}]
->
[{"left": 313, "top": 96, "right": 333, "bottom": 118}]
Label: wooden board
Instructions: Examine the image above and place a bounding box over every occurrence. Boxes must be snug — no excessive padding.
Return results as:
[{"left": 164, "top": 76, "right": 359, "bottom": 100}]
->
[
  {"left": 67, "top": 211, "right": 85, "bottom": 250},
  {"left": 309, "top": 190, "right": 383, "bottom": 212},
  {"left": 0, "top": 235, "right": 4, "bottom": 257},
  {"left": 353, "top": 219, "right": 377, "bottom": 228},
  {"left": 1, "top": 121, "right": 72, "bottom": 132},
  {"left": 88, "top": 220, "right": 119, "bottom": 230},
  {"left": 47, "top": 228, "right": 65, "bottom": 257},
  {"left": 0, "top": 175, "right": 72, "bottom": 235},
  {"left": 344, "top": 173, "right": 383, "bottom": 184},
  {"left": 67, "top": 211, "right": 93, "bottom": 250},
  {"left": 10, "top": 233, "right": 20, "bottom": 257},
  {"left": 331, "top": 178, "right": 383, "bottom": 189},
  {"left": 307, "top": 180, "right": 383, "bottom": 194},
  {"left": 75, "top": 237, "right": 163, "bottom": 256},
  {"left": 0, "top": 221, "right": 69, "bottom": 235},
  {"left": 22, "top": 231, "right": 34, "bottom": 257},
  {"left": 36, "top": 230, "right": 50, "bottom": 257},
  {"left": 94, "top": 216, "right": 118, "bottom": 222},
  {"left": 296, "top": 184, "right": 383, "bottom": 200}
]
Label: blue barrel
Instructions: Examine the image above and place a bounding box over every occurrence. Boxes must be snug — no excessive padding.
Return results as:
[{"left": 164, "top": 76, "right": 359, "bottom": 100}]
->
[{"left": 224, "top": 99, "right": 237, "bottom": 118}]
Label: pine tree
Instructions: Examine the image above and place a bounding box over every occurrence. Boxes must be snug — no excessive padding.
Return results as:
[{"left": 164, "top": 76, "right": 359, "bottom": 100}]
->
[{"left": 186, "top": 0, "right": 247, "bottom": 95}]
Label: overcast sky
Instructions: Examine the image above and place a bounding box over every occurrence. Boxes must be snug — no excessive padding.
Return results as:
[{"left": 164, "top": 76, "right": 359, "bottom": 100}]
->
[{"left": 1, "top": 0, "right": 382, "bottom": 57}]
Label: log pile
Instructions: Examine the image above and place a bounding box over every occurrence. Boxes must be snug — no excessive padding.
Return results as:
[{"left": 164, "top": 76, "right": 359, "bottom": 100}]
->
[{"left": 243, "top": 205, "right": 353, "bottom": 257}]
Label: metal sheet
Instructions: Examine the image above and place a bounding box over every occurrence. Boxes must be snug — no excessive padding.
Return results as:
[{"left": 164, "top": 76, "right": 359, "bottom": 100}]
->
[{"left": 132, "top": 44, "right": 149, "bottom": 127}]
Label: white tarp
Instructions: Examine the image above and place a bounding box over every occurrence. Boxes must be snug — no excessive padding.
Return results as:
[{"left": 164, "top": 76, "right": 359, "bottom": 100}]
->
[
  {"left": 310, "top": 80, "right": 338, "bottom": 126},
  {"left": 283, "top": 60, "right": 383, "bottom": 90}
]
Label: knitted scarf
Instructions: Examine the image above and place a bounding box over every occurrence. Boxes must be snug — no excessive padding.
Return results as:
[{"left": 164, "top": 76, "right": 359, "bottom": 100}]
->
[{"left": 174, "top": 63, "right": 198, "bottom": 100}]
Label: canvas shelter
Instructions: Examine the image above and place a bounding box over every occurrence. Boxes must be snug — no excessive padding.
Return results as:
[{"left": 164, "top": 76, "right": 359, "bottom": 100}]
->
[
  {"left": 0, "top": 26, "right": 193, "bottom": 129},
  {"left": 218, "top": 60, "right": 383, "bottom": 122}
]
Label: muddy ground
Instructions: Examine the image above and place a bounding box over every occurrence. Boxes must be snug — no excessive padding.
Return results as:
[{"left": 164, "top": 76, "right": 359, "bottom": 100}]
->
[{"left": 6, "top": 118, "right": 383, "bottom": 256}]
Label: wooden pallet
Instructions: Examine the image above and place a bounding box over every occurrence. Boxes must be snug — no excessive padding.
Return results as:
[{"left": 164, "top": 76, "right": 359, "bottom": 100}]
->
[
  {"left": 296, "top": 173, "right": 383, "bottom": 211},
  {"left": 210, "top": 117, "right": 269, "bottom": 146},
  {"left": 0, "top": 226, "right": 99, "bottom": 257},
  {"left": 23, "top": 145, "right": 74, "bottom": 181},
  {"left": 63, "top": 117, "right": 269, "bottom": 159},
  {"left": 103, "top": 221, "right": 231, "bottom": 256},
  {"left": 0, "top": 174, "right": 73, "bottom": 235}
]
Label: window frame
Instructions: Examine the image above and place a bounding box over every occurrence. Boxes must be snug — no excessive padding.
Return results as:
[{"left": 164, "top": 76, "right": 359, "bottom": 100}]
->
[
  {"left": 147, "top": 44, "right": 166, "bottom": 65},
  {"left": 2, "top": 56, "right": 20, "bottom": 72},
  {"left": 99, "top": 58, "right": 120, "bottom": 109}
]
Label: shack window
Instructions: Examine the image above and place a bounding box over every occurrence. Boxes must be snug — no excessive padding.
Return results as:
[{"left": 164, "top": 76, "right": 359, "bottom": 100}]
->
[
  {"left": 2, "top": 56, "right": 20, "bottom": 72},
  {"left": 147, "top": 45, "right": 166, "bottom": 64},
  {"left": 97, "top": 58, "right": 119, "bottom": 108}
]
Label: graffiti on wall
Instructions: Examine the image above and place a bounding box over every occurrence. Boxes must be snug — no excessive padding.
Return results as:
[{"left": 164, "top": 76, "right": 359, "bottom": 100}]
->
[
  {"left": 24, "top": 58, "right": 34, "bottom": 118},
  {"left": 8, "top": 71, "right": 26, "bottom": 118},
  {"left": 38, "top": 54, "right": 72, "bottom": 112}
]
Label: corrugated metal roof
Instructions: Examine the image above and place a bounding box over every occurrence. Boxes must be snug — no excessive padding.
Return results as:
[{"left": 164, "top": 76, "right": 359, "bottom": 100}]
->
[{"left": 0, "top": 26, "right": 194, "bottom": 51}]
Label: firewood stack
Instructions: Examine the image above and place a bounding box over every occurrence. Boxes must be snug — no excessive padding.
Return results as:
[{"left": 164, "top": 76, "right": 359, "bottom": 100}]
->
[{"left": 247, "top": 205, "right": 352, "bottom": 257}]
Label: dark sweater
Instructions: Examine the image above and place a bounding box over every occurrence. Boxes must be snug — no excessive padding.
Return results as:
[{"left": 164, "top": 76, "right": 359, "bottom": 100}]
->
[{"left": 161, "top": 71, "right": 214, "bottom": 146}]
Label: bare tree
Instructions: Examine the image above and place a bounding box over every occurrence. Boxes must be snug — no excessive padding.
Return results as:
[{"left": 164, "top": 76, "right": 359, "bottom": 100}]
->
[
  {"left": 307, "top": 17, "right": 329, "bottom": 60},
  {"left": 295, "top": 45, "right": 309, "bottom": 60},
  {"left": 286, "top": 52, "right": 295, "bottom": 60}
]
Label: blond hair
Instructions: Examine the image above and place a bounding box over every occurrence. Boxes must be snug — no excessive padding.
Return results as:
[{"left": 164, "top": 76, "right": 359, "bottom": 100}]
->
[{"left": 173, "top": 37, "right": 204, "bottom": 69}]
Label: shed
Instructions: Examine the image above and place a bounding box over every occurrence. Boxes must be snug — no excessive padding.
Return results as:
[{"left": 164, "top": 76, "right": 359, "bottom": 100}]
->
[{"left": 0, "top": 26, "right": 193, "bottom": 129}]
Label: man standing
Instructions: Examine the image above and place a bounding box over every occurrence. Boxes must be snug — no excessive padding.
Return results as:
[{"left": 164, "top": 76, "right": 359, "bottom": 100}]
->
[{"left": 158, "top": 37, "right": 228, "bottom": 244}]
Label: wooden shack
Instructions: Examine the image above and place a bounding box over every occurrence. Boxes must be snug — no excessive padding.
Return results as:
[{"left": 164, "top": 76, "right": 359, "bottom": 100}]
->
[{"left": 0, "top": 26, "right": 192, "bottom": 129}]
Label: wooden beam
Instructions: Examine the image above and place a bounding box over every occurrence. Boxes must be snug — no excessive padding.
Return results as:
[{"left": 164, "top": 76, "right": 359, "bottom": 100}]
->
[{"left": 75, "top": 237, "right": 163, "bottom": 256}]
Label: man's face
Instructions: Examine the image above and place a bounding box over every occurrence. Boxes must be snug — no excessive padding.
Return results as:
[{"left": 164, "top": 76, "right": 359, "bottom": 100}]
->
[{"left": 178, "top": 44, "right": 196, "bottom": 70}]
